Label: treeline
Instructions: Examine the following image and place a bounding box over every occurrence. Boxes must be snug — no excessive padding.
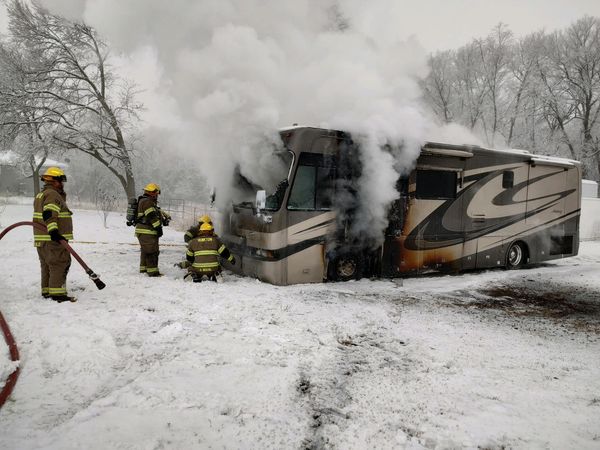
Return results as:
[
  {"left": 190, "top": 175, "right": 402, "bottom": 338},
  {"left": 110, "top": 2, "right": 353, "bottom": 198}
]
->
[
  {"left": 0, "top": 1, "right": 139, "bottom": 199},
  {"left": 421, "top": 18, "right": 600, "bottom": 181}
]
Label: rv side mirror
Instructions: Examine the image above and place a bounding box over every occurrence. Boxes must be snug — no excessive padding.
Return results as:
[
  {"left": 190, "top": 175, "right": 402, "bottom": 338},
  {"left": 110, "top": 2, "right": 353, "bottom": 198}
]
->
[{"left": 255, "top": 190, "right": 266, "bottom": 211}]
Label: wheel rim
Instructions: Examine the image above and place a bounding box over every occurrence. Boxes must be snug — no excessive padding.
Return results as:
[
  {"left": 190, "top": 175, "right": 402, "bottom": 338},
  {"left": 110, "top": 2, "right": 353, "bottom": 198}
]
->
[
  {"left": 508, "top": 244, "right": 523, "bottom": 266},
  {"left": 337, "top": 259, "right": 357, "bottom": 278}
]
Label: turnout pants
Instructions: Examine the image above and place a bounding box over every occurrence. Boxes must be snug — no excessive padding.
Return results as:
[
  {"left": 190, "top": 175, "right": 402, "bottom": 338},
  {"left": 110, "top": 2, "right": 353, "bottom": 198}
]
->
[
  {"left": 37, "top": 241, "right": 71, "bottom": 297},
  {"left": 137, "top": 234, "right": 160, "bottom": 275}
]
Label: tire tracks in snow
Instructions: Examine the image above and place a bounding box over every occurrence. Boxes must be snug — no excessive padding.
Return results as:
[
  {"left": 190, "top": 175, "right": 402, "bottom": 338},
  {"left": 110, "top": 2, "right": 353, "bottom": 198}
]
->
[{"left": 294, "top": 294, "right": 421, "bottom": 449}]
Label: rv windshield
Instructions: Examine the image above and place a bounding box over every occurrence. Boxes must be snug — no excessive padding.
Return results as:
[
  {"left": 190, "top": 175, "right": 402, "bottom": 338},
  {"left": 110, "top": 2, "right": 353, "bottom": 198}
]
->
[{"left": 264, "top": 150, "right": 293, "bottom": 210}]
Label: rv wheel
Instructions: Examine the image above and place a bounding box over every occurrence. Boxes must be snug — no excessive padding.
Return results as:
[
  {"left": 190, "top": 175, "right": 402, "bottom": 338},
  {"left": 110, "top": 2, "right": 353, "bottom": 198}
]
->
[
  {"left": 506, "top": 242, "right": 525, "bottom": 269},
  {"left": 328, "top": 254, "right": 363, "bottom": 281}
]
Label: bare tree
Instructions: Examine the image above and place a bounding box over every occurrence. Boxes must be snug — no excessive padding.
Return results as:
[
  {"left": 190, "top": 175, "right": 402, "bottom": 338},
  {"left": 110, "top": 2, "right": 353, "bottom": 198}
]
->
[
  {"left": 421, "top": 50, "right": 456, "bottom": 123},
  {"left": 1, "top": 1, "right": 140, "bottom": 198},
  {"left": 94, "top": 185, "right": 119, "bottom": 228},
  {"left": 453, "top": 42, "right": 490, "bottom": 132},
  {"left": 551, "top": 17, "right": 600, "bottom": 177},
  {"left": 476, "top": 23, "right": 513, "bottom": 145},
  {"left": 0, "top": 41, "right": 54, "bottom": 193},
  {"left": 422, "top": 17, "right": 600, "bottom": 183},
  {"left": 505, "top": 32, "right": 543, "bottom": 147}
]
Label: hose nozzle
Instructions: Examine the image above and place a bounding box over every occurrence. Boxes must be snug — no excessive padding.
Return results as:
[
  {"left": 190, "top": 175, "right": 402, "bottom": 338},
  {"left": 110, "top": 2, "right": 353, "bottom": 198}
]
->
[{"left": 87, "top": 270, "right": 106, "bottom": 290}]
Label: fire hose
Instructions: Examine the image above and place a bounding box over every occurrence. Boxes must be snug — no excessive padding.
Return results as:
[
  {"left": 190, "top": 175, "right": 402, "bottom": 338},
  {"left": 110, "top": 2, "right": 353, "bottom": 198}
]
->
[
  {"left": 0, "top": 221, "right": 106, "bottom": 290},
  {"left": 0, "top": 221, "right": 106, "bottom": 408},
  {"left": 0, "top": 311, "right": 19, "bottom": 410}
]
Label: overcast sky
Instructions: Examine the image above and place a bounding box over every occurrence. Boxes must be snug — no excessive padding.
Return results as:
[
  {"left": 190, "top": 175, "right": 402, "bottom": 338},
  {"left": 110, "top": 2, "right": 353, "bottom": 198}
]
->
[
  {"left": 402, "top": 0, "right": 600, "bottom": 51},
  {"left": 2, "top": 0, "right": 600, "bottom": 51}
]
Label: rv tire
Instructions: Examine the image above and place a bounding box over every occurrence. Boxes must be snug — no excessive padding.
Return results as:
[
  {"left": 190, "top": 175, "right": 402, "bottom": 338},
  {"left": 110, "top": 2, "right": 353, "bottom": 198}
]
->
[
  {"left": 506, "top": 241, "right": 526, "bottom": 269},
  {"left": 328, "top": 253, "right": 364, "bottom": 282}
]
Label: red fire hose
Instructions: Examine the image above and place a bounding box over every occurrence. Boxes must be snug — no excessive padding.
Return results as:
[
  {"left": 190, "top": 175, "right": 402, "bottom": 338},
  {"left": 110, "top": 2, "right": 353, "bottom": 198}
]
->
[
  {"left": 0, "top": 311, "right": 19, "bottom": 409},
  {"left": 0, "top": 221, "right": 106, "bottom": 290},
  {"left": 0, "top": 221, "right": 106, "bottom": 408}
]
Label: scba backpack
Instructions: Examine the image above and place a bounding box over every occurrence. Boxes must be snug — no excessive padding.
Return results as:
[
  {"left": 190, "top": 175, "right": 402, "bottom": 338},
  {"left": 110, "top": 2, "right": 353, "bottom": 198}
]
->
[{"left": 126, "top": 197, "right": 139, "bottom": 226}]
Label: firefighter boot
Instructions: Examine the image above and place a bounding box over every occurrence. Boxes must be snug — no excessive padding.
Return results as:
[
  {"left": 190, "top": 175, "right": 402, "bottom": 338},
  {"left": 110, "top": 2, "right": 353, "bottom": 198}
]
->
[{"left": 51, "top": 295, "right": 77, "bottom": 303}]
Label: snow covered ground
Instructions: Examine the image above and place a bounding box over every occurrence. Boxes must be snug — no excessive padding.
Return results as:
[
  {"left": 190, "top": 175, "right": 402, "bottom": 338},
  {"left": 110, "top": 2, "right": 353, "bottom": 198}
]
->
[{"left": 1, "top": 202, "right": 599, "bottom": 449}]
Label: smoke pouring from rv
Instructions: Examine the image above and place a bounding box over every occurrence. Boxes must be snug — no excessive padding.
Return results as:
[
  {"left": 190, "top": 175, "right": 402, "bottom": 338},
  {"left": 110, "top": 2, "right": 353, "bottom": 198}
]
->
[{"left": 42, "top": 0, "right": 478, "bottom": 247}]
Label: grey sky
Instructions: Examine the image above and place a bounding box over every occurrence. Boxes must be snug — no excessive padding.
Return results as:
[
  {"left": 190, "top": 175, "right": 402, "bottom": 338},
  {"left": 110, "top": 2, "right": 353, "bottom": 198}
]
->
[
  {"left": 2, "top": 1, "right": 600, "bottom": 51},
  {"left": 397, "top": 0, "right": 600, "bottom": 51}
]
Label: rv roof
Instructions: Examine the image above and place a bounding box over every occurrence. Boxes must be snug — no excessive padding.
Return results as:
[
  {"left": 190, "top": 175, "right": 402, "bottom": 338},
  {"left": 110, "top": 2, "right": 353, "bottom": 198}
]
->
[
  {"left": 529, "top": 154, "right": 580, "bottom": 167},
  {"left": 279, "top": 125, "right": 311, "bottom": 131}
]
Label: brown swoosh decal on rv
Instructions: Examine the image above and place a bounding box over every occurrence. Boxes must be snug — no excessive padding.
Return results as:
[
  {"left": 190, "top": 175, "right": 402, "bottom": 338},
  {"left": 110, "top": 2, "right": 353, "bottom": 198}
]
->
[{"left": 404, "top": 169, "right": 576, "bottom": 250}]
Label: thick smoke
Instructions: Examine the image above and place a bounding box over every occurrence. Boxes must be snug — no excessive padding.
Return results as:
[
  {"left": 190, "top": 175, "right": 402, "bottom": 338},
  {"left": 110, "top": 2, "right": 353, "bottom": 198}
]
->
[{"left": 42, "top": 0, "right": 475, "bottom": 246}]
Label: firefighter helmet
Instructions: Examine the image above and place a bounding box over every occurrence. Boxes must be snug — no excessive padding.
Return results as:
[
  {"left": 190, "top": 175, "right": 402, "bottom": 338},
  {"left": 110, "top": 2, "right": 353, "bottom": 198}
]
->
[
  {"left": 144, "top": 183, "right": 161, "bottom": 194},
  {"left": 41, "top": 166, "right": 67, "bottom": 182},
  {"left": 198, "top": 214, "right": 212, "bottom": 224},
  {"left": 200, "top": 222, "right": 214, "bottom": 232}
]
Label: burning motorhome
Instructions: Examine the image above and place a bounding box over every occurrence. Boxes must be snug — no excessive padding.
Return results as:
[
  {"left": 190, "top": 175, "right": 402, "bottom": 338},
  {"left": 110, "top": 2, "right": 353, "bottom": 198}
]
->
[{"left": 222, "top": 126, "right": 581, "bottom": 285}]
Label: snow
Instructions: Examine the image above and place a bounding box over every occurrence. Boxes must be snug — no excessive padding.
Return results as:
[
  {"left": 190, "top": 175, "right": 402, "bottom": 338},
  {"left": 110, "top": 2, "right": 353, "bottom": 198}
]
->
[{"left": 1, "top": 202, "right": 599, "bottom": 449}]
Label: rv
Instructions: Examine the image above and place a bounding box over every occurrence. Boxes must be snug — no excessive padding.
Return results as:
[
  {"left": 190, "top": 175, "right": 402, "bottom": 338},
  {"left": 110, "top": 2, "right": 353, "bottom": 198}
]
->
[{"left": 223, "top": 126, "right": 581, "bottom": 285}]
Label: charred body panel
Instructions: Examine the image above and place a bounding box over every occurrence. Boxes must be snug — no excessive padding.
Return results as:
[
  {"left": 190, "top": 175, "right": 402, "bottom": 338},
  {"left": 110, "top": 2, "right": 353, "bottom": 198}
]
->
[{"left": 224, "top": 127, "right": 582, "bottom": 285}]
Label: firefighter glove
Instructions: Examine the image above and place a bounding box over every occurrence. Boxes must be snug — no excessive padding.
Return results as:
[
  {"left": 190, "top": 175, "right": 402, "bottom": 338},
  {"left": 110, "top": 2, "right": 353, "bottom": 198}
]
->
[
  {"left": 230, "top": 256, "right": 236, "bottom": 265},
  {"left": 156, "top": 227, "right": 163, "bottom": 238},
  {"left": 49, "top": 229, "right": 66, "bottom": 242}
]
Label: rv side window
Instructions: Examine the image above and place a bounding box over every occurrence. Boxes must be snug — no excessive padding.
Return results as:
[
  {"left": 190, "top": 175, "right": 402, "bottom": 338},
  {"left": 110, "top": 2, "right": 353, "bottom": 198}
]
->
[
  {"left": 502, "top": 171, "right": 514, "bottom": 189},
  {"left": 288, "top": 165, "right": 316, "bottom": 210},
  {"left": 288, "top": 152, "right": 336, "bottom": 211},
  {"left": 416, "top": 170, "right": 456, "bottom": 199}
]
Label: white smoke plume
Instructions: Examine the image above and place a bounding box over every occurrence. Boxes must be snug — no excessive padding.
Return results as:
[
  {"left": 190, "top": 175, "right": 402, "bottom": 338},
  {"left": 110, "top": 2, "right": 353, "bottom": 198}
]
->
[{"left": 40, "top": 0, "right": 476, "bottom": 245}]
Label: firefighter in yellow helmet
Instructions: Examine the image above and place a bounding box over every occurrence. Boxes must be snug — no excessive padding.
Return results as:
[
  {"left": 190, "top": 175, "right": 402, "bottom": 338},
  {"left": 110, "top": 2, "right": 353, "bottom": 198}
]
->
[
  {"left": 185, "top": 222, "right": 235, "bottom": 282},
  {"left": 32, "top": 167, "right": 75, "bottom": 302},
  {"left": 184, "top": 214, "right": 213, "bottom": 243},
  {"left": 176, "top": 214, "right": 214, "bottom": 269},
  {"left": 134, "top": 183, "right": 167, "bottom": 276}
]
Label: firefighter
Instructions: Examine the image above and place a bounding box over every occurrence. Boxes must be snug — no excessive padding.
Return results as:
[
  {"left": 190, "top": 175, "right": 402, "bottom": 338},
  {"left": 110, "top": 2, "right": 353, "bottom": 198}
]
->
[
  {"left": 33, "top": 167, "right": 75, "bottom": 303},
  {"left": 135, "top": 183, "right": 164, "bottom": 277},
  {"left": 184, "top": 214, "right": 213, "bottom": 243},
  {"left": 176, "top": 215, "right": 213, "bottom": 269},
  {"left": 185, "top": 222, "right": 235, "bottom": 282}
]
